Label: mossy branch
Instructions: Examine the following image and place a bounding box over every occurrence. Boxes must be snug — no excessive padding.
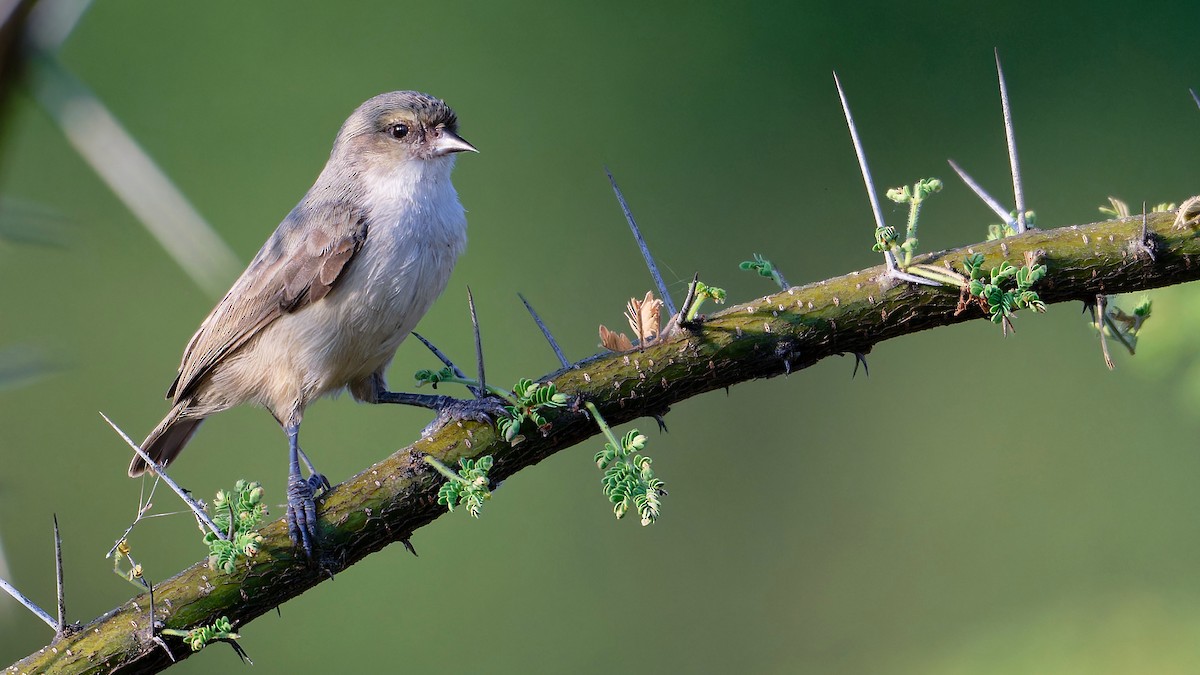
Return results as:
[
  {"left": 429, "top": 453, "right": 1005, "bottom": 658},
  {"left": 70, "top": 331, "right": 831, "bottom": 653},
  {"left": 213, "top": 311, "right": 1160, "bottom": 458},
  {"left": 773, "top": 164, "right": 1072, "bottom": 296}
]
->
[{"left": 9, "top": 208, "right": 1200, "bottom": 674}]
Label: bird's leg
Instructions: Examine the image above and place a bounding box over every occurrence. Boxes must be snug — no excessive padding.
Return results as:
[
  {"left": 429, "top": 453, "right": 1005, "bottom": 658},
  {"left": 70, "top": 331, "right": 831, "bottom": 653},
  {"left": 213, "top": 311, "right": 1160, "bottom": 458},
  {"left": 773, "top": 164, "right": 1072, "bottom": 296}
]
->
[{"left": 284, "top": 422, "right": 318, "bottom": 558}]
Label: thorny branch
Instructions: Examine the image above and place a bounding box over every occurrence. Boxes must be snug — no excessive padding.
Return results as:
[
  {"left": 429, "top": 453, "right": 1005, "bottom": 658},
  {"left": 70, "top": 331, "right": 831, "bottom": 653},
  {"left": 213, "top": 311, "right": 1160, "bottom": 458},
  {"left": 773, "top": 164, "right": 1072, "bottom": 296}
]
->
[{"left": 8, "top": 208, "right": 1200, "bottom": 674}]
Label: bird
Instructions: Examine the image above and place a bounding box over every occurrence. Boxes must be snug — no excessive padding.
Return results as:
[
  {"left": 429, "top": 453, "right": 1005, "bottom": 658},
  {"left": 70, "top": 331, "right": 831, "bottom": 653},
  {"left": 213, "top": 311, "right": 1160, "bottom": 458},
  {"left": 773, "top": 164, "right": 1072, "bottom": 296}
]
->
[{"left": 128, "top": 91, "right": 483, "bottom": 557}]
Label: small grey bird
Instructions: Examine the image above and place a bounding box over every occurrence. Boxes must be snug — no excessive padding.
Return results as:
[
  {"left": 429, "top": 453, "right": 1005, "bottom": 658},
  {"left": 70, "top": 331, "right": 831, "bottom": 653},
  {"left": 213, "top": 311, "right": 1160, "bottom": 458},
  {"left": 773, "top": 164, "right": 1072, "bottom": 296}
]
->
[{"left": 129, "top": 91, "right": 483, "bottom": 556}]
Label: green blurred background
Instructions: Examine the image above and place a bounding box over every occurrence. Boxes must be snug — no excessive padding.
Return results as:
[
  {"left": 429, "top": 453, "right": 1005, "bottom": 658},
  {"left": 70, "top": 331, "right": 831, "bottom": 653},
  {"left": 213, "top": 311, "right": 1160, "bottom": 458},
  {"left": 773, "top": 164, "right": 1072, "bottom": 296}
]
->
[{"left": 2, "top": 1, "right": 1200, "bottom": 672}]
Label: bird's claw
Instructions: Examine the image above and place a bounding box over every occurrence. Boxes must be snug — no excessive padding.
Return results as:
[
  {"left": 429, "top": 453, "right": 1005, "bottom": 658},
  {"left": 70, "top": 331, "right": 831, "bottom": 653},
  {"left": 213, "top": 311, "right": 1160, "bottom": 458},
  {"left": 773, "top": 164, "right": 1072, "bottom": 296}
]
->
[
  {"left": 286, "top": 472, "right": 318, "bottom": 558},
  {"left": 307, "top": 472, "right": 331, "bottom": 493}
]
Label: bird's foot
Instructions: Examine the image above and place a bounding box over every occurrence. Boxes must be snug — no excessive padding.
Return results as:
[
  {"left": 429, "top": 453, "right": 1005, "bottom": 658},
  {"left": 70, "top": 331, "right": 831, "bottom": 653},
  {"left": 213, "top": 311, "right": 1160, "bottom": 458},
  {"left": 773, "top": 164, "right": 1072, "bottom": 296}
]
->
[
  {"left": 421, "top": 394, "right": 509, "bottom": 437},
  {"left": 375, "top": 390, "right": 507, "bottom": 436},
  {"left": 286, "top": 472, "right": 319, "bottom": 558}
]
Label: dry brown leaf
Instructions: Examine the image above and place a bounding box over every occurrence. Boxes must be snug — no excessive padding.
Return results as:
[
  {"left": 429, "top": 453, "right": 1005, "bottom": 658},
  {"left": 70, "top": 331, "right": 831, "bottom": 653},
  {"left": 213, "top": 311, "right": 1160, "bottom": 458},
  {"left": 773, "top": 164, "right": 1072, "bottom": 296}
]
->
[
  {"left": 625, "top": 291, "right": 664, "bottom": 346},
  {"left": 599, "top": 324, "right": 633, "bottom": 352}
]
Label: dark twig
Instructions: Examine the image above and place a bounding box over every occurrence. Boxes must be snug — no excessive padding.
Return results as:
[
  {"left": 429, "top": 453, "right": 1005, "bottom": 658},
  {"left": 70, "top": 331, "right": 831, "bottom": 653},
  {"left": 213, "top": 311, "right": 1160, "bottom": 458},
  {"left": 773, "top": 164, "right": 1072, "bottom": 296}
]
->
[
  {"left": 410, "top": 332, "right": 479, "bottom": 397},
  {"left": 467, "top": 287, "right": 485, "bottom": 398},
  {"left": 146, "top": 579, "right": 175, "bottom": 662},
  {"left": 411, "top": 332, "right": 467, "bottom": 378},
  {"left": 99, "top": 412, "right": 226, "bottom": 540},
  {"left": 1139, "top": 202, "right": 1157, "bottom": 261},
  {"left": 518, "top": 292, "right": 569, "bottom": 369},
  {"left": 678, "top": 273, "right": 701, "bottom": 326},
  {"left": 605, "top": 167, "right": 677, "bottom": 316},
  {"left": 53, "top": 515, "right": 66, "bottom": 637},
  {"left": 851, "top": 352, "right": 869, "bottom": 378},
  {"left": 995, "top": 49, "right": 1027, "bottom": 233}
]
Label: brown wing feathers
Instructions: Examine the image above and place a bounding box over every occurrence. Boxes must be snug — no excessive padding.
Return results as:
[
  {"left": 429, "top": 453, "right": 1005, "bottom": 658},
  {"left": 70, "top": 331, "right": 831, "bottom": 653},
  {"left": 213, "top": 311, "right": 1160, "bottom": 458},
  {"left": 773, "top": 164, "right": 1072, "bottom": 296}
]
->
[{"left": 167, "top": 205, "right": 368, "bottom": 403}]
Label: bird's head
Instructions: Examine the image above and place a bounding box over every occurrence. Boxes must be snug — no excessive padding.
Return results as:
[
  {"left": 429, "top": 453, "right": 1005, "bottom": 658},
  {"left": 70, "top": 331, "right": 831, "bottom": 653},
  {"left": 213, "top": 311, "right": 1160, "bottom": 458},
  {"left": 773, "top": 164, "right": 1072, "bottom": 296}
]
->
[{"left": 333, "top": 91, "right": 477, "bottom": 167}]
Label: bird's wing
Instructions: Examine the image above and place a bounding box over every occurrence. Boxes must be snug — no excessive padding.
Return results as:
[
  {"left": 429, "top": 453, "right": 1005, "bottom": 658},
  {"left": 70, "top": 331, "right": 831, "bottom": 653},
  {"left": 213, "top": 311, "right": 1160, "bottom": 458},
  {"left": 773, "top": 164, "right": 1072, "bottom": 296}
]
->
[{"left": 167, "top": 201, "right": 369, "bottom": 402}]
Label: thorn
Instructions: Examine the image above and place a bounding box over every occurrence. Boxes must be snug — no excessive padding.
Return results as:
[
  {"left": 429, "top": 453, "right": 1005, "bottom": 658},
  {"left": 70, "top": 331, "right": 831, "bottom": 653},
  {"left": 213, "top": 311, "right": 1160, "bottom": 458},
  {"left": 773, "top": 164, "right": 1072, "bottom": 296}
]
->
[
  {"left": 99, "top": 412, "right": 226, "bottom": 541},
  {"left": 1138, "top": 202, "right": 1157, "bottom": 262},
  {"left": 651, "top": 414, "right": 668, "bottom": 433},
  {"left": 605, "top": 167, "right": 677, "bottom": 316},
  {"left": 518, "top": 293, "right": 569, "bottom": 369},
  {"left": 887, "top": 267, "right": 944, "bottom": 287},
  {"left": 995, "top": 49, "right": 1027, "bottom": 234},
  {"left": 852, "top": 352, "right": 869, "bottom": 378},
  {"left": 225, "top": 637, "right": 254, "bottom": 664},
  {"left": 147, "top": 578, "right": 176, "bottom": 661},
  {"left": 833, "top": 71, "right": 893, "bottom": 271},
  {"left": 0, "top": 576, "right": 56, "bottom": 630},
  {"left": 678, "top": 273, "right": 701, "bottom": 327},
  {"left": 410, "top": 332, "right": 478, "bottom": 397},
  {"left": 411, "top": 332, "right": 467, "bottom": 379},
  {"left": 53, "top": 515, "right": 66, "bottom": 638},
  {"left": 1191, "top": 88, "right": 1200, "bottom": 110},
  {"left": 401, "top": 539, "right": 418, "bottom": 557},
  {"left": 1092, "top": 294, "right": 1116, "bottom": 370},
  {"left": 946, "top": 159, "right": 1015, "bottom": 227},
  {"left": 466, "top": 287, "right": 486, "bottom": 399}
]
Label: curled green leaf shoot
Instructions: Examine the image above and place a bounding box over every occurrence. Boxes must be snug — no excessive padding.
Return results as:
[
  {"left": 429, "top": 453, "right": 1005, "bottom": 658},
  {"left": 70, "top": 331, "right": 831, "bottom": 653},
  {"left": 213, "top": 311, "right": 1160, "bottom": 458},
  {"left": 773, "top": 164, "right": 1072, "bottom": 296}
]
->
[
  {"left": 586, "top": 402, "right": 665, "bottom": 526},
  {"left": 885, "top": 177, "right": 942, "bottom": 267},
  {"left": 413, "top": 367, "right": 518, "bottom": 405},
  {"left": 424, "top": 455, "right": 493, "bottom": 518},
  {"left": 684, "top": 282, "right": 727, "bottom": 323},
  {"left": 161, "top": 616, "right": 240, "bottom": 652},
  {"left": 204, "top": 480, "right": 266, "bottom": 574},
  {"left": 739, "top": 253, "right": 789, "bottom": 289}
]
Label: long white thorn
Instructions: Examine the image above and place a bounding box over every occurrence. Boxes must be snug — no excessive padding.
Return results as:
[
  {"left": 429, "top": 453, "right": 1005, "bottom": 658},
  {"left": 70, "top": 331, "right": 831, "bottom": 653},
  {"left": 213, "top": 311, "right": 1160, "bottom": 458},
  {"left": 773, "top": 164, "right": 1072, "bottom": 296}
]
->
[
  {"left": 833, "top": 71, "right": 894, "bottom": 270},
  {"left": 0, "top": 577, "right": 57, "bottom": 630},
  {"left": 99, "top": 412, "right": 226, "bottom": 540},
  {"left": 995, "top": 49, "right": 1027, "bottom": 233},
  {"left": 947, "top": 159, "right": 1015, "bottom": 226}
]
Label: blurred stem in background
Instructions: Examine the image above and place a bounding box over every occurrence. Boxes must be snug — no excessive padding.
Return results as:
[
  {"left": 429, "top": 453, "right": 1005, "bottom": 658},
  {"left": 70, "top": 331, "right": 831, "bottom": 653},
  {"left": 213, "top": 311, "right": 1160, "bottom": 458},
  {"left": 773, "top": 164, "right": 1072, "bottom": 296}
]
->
[{"left": 15, "top": 0, "right": 240, "bottom": 296}]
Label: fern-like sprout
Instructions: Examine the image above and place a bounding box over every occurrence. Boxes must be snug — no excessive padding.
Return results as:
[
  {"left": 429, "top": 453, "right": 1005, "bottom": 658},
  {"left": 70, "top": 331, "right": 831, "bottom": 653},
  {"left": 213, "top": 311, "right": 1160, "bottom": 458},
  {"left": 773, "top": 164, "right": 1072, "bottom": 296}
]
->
[
  {"left": 585, "top": 402, "right": 665, "bottom": 526},
  {"left": 962, "top": 253, "right": 1047, "bottom": 328},
  {"left": 424, "top": 455, "right": 494, "bottom": 518},
  {"left": 204, "top": 480, "right": 266, "bottom": 574},
  {"left": 496, "top": 379, "right": 570, "bottom": 442}
]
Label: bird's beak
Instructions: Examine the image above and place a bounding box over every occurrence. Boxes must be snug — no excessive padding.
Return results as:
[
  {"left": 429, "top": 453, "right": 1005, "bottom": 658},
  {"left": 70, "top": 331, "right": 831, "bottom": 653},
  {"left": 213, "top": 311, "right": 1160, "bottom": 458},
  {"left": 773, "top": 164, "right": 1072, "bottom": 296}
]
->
[{"left": 432, "top": 129, "right": 478, "bottom": 156}]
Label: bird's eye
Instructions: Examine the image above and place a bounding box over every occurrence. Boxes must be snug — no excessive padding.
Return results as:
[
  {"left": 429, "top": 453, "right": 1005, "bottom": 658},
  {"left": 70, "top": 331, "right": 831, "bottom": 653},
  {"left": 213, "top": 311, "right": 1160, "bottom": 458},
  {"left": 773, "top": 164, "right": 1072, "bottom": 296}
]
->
[{"left": 389, "top": 123, "right": 409, "bottom": 139}]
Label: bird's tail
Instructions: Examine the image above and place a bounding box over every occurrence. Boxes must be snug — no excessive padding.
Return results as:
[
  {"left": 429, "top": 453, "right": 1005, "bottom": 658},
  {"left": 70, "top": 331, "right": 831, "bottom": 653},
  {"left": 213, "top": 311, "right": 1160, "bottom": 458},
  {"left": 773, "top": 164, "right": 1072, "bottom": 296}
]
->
[{"left": 128, "top": 402, "right": 204, "bottom": 477}]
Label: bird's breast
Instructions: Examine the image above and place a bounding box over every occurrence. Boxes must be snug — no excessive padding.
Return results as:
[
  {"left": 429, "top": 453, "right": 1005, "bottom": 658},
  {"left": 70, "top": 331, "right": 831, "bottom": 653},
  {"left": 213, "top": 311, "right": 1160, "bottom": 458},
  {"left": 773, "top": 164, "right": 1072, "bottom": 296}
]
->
[{"left": 310, "top": 166, "right": 468, "bottom": 390}]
